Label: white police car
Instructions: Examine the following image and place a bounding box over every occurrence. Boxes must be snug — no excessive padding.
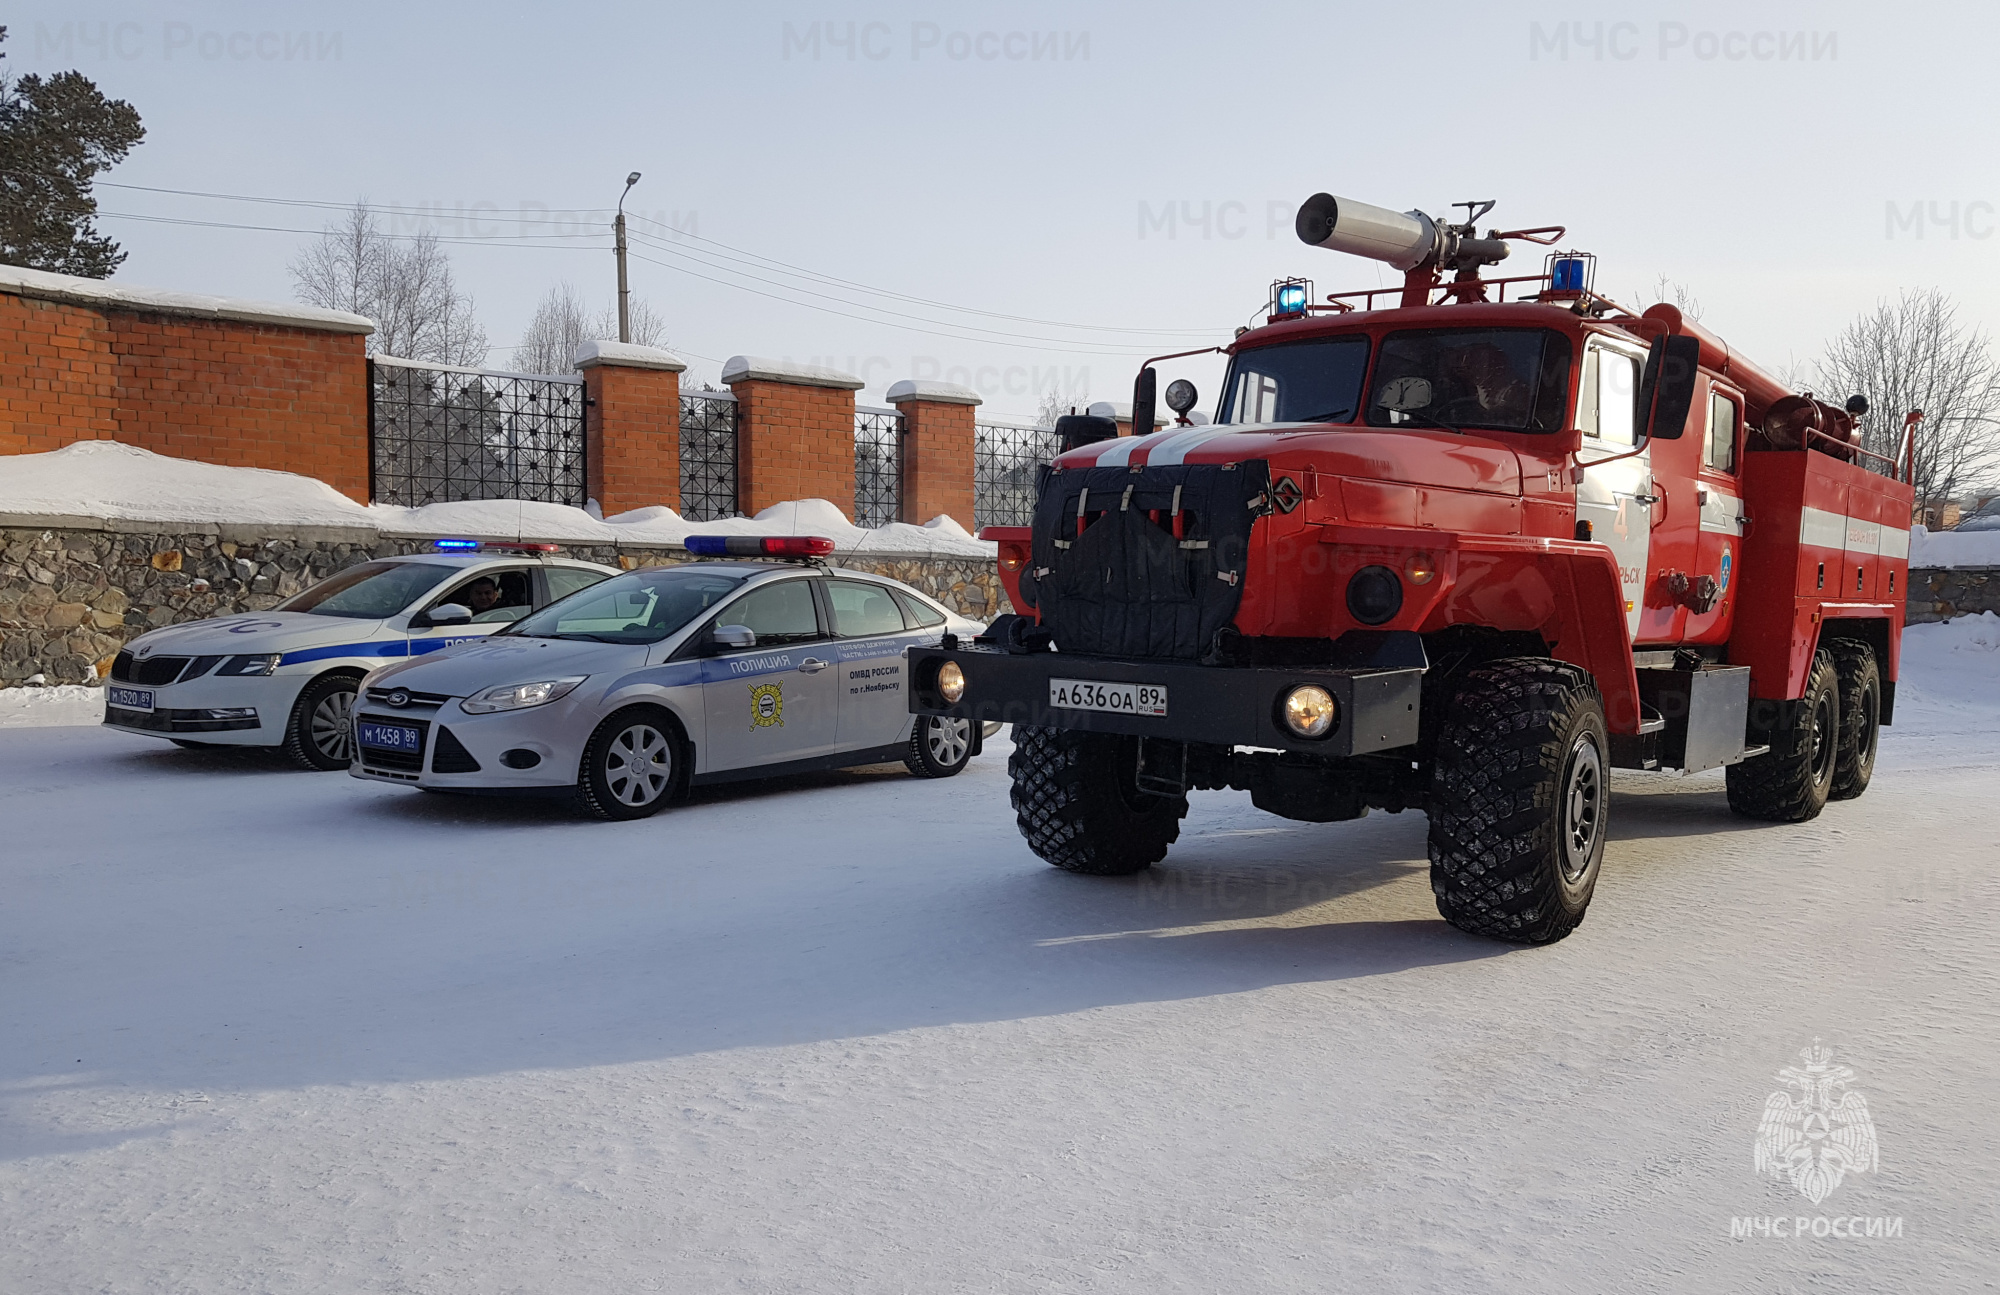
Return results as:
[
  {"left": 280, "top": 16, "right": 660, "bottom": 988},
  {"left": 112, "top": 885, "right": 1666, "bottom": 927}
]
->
[
  {"left": 348, "top": 536, "right": 992, "bottom": 818},
  {"left": 103, "top": 543, "right": 616, "bottom": 769}
]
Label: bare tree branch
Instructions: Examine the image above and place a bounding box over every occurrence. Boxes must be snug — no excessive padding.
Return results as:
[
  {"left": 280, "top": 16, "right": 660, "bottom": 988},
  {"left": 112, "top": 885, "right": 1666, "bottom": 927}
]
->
[
  {"left": 1815, "top": 288, "right": 2000, "bottom": 514},
  {"left": 511, "top": 283, "right": 668, "bottom": 375},
  {"left": 289, "top": 203, "right": 488, "bottom": 367}
]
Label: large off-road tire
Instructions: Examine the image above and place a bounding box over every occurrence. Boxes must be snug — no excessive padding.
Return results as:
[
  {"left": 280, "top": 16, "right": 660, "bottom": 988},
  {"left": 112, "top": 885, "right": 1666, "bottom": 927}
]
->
[
  {"left": 1726, "top": 649, "right": 1839, "bottom": 822},
  {"left": 284, "top": 672, "right": 360, "bottom": 771},
  {"left": 904, "top": 715, "right": 974, "bottom": 778},
  {"left": 575, "top": 706, "right": 686, "bottom": 821},
  {"left": 1008, "top": 726, "right": 1187, "bottom": 876},
  {"left": 1827, "top": 639, "right": 1880, "bottom": 801},
  {"left": 1427, "top": 658, "right": 1609, "bottom": 945}
]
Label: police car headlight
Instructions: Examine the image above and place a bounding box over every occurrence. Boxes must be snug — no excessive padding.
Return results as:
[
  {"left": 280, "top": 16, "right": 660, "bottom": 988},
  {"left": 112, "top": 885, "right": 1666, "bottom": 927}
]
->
[
  {"left": 460, "top": 676, "right": 587, "bottom": 714},
  {"left": 936, "top": 661, "right": 966, "bottom": 704},
  {"left": 216, "top": 653, "right": 282, "bottom": 677}
]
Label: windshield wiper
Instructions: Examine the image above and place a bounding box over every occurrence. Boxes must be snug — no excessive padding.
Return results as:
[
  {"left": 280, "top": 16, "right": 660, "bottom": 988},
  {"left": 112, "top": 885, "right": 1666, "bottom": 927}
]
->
[
  {"left": 1296, "top": 407, "right": 1352, "bottom": 424},
  {"left": 1381, "top": 407, "right": 1462, "bottom": 435}
]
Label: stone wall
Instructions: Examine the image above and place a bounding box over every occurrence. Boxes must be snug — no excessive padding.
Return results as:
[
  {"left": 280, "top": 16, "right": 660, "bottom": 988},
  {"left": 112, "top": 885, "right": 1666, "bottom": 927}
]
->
[
  {"left": 0, "top": 518, "right": 1007, "bottom": 688},
  {"left": 1908, "top": 567, "right": 2000, "bottom": 624}
]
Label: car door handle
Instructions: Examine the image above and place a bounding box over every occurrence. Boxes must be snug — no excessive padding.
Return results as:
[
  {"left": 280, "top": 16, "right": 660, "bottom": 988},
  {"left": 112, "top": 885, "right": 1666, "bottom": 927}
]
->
[{"left": 798, "top": 658, "right": 828, "bottom": 674}]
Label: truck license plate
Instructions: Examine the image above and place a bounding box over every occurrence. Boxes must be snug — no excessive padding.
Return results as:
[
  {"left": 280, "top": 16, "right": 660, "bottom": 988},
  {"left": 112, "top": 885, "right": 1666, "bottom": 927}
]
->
[
  {"left": 107, "top": 686, "right": 154, "bottom": 713},
  {"left": 1049, "top": 678, "right": 1168, "bottom": 717}
]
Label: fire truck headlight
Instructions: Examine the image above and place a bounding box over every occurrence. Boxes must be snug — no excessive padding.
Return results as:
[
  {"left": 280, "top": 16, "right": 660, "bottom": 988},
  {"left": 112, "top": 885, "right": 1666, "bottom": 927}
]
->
[
  {"left": 1281, "top": 685, "right": 1338, "bottom": 739},
  {"left": 936, "top": 661, "right": 966, "bottom": 704},
  {"left": 1346, "top": 565, "right": 1404, "bottom": 625}
]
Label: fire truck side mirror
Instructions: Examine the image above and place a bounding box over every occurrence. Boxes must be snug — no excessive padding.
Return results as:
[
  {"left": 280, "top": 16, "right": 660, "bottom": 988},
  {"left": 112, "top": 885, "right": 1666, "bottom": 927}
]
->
[
  {"left": 1639, "top": 334, "right": 1702, "bottom": 441},
  {"left": 1132, "top": 366, "right": 1159, "bottom": 441}
]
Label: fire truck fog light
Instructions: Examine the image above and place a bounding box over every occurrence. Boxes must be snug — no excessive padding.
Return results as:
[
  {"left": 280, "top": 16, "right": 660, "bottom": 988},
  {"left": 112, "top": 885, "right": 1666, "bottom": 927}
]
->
[
  {"left": 1346, "top": 565, "right": 1404, "bottom": 625},
  {"left": 1405, "top": 554, "right": 1436, "bottom": 584},
  {"left": 1281, "top": 685, "right": 1337, "bottom": 739},
  {"left": 937, "top": 661, "right": 966, "bottom": 704}
]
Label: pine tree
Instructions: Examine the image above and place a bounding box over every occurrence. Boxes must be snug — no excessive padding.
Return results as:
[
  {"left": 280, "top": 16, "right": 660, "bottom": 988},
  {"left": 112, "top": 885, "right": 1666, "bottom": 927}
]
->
[{"left": 0, "top": 26, "right": 146, "bottom": 278}]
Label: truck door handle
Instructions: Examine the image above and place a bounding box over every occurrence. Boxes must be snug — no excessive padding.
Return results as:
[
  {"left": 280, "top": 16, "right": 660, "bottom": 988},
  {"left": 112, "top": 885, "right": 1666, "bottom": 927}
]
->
[
  {"left": 798, "top": 658, "right": 828, "bottom": 674},
  {"left": 1631, "top": 492, "right": 1662, "bottom": 505}
]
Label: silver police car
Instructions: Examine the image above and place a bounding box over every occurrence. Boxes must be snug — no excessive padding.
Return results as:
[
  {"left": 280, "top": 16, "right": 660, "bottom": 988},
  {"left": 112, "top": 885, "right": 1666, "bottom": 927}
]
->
[
  {"left": 349, "top": 541, "right": 990, "bottom": 818},
  {"left": 104, "top": 544, "right": 616, "bottom": 769}
]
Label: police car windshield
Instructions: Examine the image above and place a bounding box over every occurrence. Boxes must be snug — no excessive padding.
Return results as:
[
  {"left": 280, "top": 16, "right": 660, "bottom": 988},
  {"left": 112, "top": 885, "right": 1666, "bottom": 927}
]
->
[
  {"left": 277, "top": 561, "right": 457, "bottom": 619},
  {"left": 502, "top": 568, "right": 747, "bottom": 644}
]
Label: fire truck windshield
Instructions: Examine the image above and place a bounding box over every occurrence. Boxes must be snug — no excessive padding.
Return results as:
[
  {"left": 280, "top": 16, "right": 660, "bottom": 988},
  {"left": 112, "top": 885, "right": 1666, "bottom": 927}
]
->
[
  {"left": 1217, "top": 336, "right": 1370, "bottom": 425},
  {"left": 1364, "top": 328, "right": 1573, "bottom": 434}
]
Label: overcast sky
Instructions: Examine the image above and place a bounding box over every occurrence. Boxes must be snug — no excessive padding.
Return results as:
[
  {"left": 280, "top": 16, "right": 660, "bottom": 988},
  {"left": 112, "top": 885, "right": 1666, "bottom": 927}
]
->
[{"left": 14, "top": 0, "right": 1999, "bottom": 418}]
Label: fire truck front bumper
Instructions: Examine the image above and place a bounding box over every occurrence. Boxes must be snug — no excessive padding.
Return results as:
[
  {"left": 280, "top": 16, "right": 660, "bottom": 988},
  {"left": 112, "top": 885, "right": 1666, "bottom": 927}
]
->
[{"left": 906, "top": 635, "right": 1426, "bottom": 758}]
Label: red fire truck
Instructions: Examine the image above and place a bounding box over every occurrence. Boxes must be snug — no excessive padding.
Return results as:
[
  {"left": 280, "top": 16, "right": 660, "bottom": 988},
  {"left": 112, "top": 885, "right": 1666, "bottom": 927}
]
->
[{"left": 909, "top": 193, "right": 1917, "bottom": 944}]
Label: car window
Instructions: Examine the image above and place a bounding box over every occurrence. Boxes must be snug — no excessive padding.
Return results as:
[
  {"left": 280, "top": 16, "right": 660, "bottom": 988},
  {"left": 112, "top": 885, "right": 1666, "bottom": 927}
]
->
[
  {"left": 430, "top": 567, "right": 533, "bottom": 624},
  {"left": 506, "top": 568, "right": 745, "bottom": 644},
  {"left": 826, "top": 579, "right": 909, "bottom": 637},
  {"left": 891, "top": 589, "right": 947, "bottom": 628},
  {"left": 544, "top": 565, "right": 610, "bottom": 604},
  {"left": 716, "top": 579, "right": 823, "bottom": 647},
  {"left": 1706, "top": 390, "right": 1739, "bottom": 473},
  {"left": 277, "top": 561, "right": 456, "bottom": 619},
  {"left": 1579, "top": 343, "right": 1641, "bottom": 448}
]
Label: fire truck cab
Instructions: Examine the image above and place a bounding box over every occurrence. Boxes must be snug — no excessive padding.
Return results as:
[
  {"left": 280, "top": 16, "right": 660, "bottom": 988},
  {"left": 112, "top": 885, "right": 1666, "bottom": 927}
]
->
[{"left": 909, "top": 193, "right": 1915, "bottom": 945}]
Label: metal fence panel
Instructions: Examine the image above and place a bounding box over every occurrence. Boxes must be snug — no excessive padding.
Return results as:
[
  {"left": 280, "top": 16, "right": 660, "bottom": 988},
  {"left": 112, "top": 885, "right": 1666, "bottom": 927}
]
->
[
  {"left": 679, "top": 393, "right": 740, "bottom": 521},
  {"left": 369, "top": 357, "right": 587, "bottom": 507},
  {"left": 853, "top": 406, "right": 904, "bottom": 528},
  {"left": 974, "top": 420, "right": 1062, "bottom": 529}
]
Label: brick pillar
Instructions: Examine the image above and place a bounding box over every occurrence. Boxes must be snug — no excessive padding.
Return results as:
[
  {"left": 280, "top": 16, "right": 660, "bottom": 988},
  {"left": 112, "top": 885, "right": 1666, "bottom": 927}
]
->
[
  {"left": 577, "top": 340, "right": 686, "bottom": 517},
  {"left": 724, "top": 355, "right": 864, "bottom": 518},
  {"left": 887, "top": 379, "right": 979, "bottom": 530}
]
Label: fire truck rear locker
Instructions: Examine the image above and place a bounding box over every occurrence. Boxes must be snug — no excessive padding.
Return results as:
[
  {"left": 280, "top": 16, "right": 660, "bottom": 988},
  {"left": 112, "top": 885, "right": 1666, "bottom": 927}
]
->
[{"left": 909, "top": 193, "right": 1915, "bottom": 944}]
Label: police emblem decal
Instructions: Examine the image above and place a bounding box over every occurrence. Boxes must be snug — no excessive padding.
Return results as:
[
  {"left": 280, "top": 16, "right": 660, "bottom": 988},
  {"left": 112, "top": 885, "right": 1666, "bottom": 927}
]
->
[
  {"left": 749, "top": 682, "right": 784, "bottom": 729},
  {"left": 1753, "top": 1039, "right": 1880, "bottom": 1204}
]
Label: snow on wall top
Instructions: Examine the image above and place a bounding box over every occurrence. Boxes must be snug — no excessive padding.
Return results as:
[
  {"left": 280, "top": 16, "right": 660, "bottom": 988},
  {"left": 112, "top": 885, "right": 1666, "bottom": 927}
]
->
[
  {"left": 721, "top": 356, "right": 865, "bottom": 390},
  {"left": 573, "top": 340, "right": 688, "bottom": 372},
  {"left": 886, "top": 379, "right": 982, "bottom": 406},
  {"left": 0, "top": 442, "right": 994, "bottom": 558},
  {"left": 0, "top": 263, "right": 376, "bottom": 335},
  {"left": 1910, "top": 525, "right": 2000, "bottom": 569}
]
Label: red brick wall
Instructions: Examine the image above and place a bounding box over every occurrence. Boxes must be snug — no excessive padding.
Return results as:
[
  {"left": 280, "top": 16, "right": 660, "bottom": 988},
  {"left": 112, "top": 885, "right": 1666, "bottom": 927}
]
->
[
  {"left": 731, "top": 378, "right": 856, "bottom": 517},
  {"left": 895, "top": 398, "right": 975, "bottom": 529},
  {"left": 0, "top": 291, "right": 371, "bottom": 502},
  {"left": 584, "top": 363, "right": 681, "bottom": 516}
]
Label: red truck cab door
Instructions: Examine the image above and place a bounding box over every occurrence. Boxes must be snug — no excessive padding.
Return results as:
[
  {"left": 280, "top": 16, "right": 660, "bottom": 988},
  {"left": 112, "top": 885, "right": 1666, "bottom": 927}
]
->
[{"left": 1686, "top": 385, "right": 1746, "bottom": 645}]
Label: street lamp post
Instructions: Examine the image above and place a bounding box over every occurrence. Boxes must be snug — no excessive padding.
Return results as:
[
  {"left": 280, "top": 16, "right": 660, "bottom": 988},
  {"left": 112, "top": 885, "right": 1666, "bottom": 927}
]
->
[{"left": 615, "top": 171, "right": 641, "bottom": 343}]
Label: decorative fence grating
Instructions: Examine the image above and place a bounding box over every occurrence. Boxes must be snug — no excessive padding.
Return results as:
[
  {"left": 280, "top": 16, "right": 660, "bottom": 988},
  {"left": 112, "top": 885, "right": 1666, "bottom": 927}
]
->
[
  {"left": 679, "top": 392, "right": 740, "bottom": 521},
  {"left": 853, "top": 406, "right": 905, "bottom": 528},
  {"left": 973, "top": 419, "right": 1063, "bottom": 529},
  {"left": 368, "top": 356, "right": 587, "bottom": 507}
]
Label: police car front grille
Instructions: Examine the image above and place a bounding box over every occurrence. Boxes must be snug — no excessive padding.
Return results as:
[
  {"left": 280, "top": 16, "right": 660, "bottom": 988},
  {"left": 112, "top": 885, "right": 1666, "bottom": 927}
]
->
[
  {"left": 129, "top": 656, "right": 192, "bottom": 686},
  {"left": 357, "top": 713, "right": 430, "bottom": 773},
  {"left": 365, "top": 688, "right": 453, "bottom": 711},
  {"left": 109, "top": 650, "right": 134, "bottom": 682}
]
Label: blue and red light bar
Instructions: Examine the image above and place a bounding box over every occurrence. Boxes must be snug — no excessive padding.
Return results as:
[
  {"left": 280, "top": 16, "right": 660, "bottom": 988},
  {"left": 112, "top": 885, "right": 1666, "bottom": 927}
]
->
[
  {"left": 684, "top": 535, "right": 836, "bottom": 558},
  {"left": 430, "top": 539, "right": 562, "bottom": 553}
]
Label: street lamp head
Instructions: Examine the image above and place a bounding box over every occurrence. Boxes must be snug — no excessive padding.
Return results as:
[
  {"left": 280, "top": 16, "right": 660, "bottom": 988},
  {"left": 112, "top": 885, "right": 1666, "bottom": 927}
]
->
[{"left": 625, "top": 171, "right": 642, "bottom": 187}]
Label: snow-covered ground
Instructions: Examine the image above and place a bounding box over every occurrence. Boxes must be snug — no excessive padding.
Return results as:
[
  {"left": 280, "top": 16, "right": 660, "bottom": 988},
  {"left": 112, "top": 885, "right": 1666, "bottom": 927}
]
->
[{"left": 3, "top": 622, "right": 1997, "bottom": 1292}]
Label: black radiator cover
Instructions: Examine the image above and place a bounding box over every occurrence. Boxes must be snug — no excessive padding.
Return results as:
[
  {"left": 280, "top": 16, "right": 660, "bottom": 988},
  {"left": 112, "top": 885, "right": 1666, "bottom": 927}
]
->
[{"left": 1017, "top": 459, "right": 1269, "bottom": 662}]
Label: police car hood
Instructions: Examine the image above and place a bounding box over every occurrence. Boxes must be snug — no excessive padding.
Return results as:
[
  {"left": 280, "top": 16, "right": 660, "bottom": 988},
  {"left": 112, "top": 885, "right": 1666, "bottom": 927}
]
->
[
  {"left": 125, "top": 611, "right": 390, "bottom": 657},
  {"left": 365, "top": 634, "right": 619, "bottom": 697}
]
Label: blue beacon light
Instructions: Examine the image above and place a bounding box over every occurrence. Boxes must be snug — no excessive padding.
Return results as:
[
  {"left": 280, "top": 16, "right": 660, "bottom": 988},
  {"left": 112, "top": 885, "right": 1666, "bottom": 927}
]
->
[
  {"left": 433, "top": 538, "right": 482, "bottom": 550},
  {"left": 1275, "top": 283, "right": 1308, "bottom": 316}
]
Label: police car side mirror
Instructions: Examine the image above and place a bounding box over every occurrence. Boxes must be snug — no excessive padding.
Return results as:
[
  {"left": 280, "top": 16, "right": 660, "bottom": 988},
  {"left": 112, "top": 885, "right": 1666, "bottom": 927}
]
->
[
  {"left": 712, "top": 624, "right": 756, "bottom": 650},
  {"left": 420, "top": 603, "right": 473, "bottom": 628}
]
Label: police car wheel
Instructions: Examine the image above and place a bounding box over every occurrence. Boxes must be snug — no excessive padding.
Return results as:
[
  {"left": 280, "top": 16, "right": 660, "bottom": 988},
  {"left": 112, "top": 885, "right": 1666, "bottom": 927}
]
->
[
  {"left": 284, "top": 673, "right": 360, "bottom": 772},
  {"left": 577, "top": 706, "right": 684, "bottom": 821},
  {"left": 904, "top": 715, "right": 973, "bottom": 778}
]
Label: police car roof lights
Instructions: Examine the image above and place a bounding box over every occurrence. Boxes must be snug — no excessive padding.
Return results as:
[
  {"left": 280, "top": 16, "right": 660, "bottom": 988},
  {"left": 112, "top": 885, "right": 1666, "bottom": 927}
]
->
[
  {"left": 684, "top": 535, "right": 837, "bottom": 559},
  {"left": 429, "top": 539, "right": 562, "bottom": 554}
]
